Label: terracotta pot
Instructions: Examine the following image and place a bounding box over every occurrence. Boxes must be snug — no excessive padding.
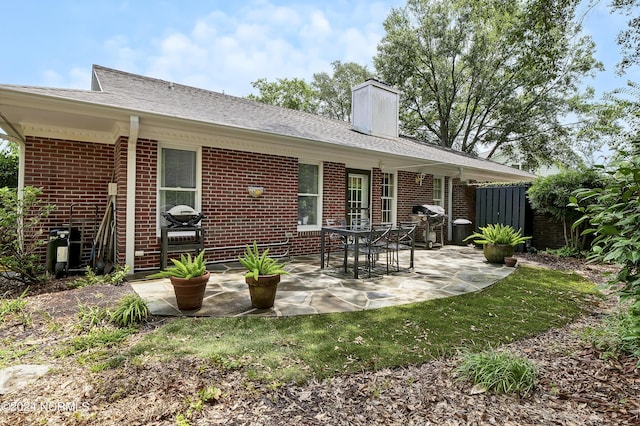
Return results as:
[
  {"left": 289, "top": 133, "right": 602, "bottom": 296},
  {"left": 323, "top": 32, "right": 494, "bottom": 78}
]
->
[
  {"left": 504, "top": 257, "right": 518, "bottom": 267},
  {"left": 170, "top": 271, "right": 210, "bottom": 310},
  {"left": 245, "top": 274, "right": 280, "bottom": 309},
  {"left": 483, "top": 244, "right": 514, "bottom": 264}
]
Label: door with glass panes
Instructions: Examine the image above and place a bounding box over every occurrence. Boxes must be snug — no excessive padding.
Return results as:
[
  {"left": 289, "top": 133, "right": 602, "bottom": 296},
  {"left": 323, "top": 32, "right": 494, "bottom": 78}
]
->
[{"left": 346, "top": 172, "right": 369, "bottom": 226}]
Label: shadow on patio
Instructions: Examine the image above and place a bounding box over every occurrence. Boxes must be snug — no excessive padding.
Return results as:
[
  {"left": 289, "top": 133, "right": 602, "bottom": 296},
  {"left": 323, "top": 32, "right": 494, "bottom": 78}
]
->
[{"left": 130, "top": 245, "right": 515, "bottom": 318}]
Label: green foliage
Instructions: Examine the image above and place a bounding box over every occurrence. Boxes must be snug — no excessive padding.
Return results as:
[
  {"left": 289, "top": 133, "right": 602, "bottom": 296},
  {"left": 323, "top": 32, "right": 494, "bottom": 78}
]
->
[
  {"left": 610, "top": 0, "right": 640, "bottom": 74},
  {"left": 59, "top": 327, "right": 134, "bottom": 356},
  {"left": 76, "top": 304, "right": 111, "bottom": 330},
  {"left": 0, "top": 142, "right": 18, "bottom": 188},
  {"left": 374, "top": 0, "right": 601, "bottom": 168},
  {"left": 545, "top": 246, "right": 583, "bottom": 258},
  {"left": 110, "top": 294, "right": 149, "bottom": 327},
  {"left": 571, "top": 144, "right": 640, "bottom": 310},
  {"left": 311, "top": 60, "right": 374, "bottom": 121},
  {"left": 464, "top": 224, "right": 531, "bottom": 246},
  {"left": 247, "top": 61, "right": 373, "bottom": 122},
  {"left": 247, "top": 78, "right": 318, "bottom": 113},
  {"left": 528, "top": 168, "right": 607, "bottom": 250},
  {"left": 0, "top": 288, "right": 30, "bottom": 326},
  {"left": 147, "top": 251, "right": 206, "bottom": 279},
  {"left": 238, "top": 241, "right": 288, "bottom": 280},
  {"left": 68, "top": 265, "right": 130, "bottom": 289},
  {"left": 455, "top": 349, "right": 537, "bottom": 395},
  {"left": 0, "top": 186, "right": 54, "bottom": 285},
  {"left": 583, "top": 308, "right": 640, "bottom": 362}
]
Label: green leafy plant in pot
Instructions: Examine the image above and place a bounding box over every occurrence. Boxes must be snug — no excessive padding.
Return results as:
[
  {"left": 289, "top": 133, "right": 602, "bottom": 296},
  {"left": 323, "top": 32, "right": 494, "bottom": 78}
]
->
[
  {"left": 147, "top": 251, "right": 210, "bottom": 310},
  {"left": 464, "top": 224, "right": 531, "bottom": 264},
  {"left": 239, "top": 241, "right": 288, "bottom": 309}
]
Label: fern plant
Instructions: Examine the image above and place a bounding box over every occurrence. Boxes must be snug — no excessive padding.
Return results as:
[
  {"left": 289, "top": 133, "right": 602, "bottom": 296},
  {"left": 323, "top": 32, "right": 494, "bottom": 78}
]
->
[
  {"left": 147, "top": 251, "right": 206, "bottom": 279},
  {"left": 238, "top": 241, "right": 288, "bottom": 281},
  {"left": 464, "top": 223, "right": 531, "bottom": 246}
]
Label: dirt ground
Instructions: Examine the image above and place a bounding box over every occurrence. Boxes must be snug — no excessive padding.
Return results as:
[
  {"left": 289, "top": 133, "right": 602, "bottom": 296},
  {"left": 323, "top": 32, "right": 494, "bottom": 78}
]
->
[{"left": 1, "top": 253, "right": 638, "bottom": 425}]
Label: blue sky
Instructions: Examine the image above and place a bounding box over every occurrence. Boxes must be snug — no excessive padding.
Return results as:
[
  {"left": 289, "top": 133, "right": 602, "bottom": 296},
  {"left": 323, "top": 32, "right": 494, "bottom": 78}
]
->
[{"left": 0, "top": 0, "right": 636, "bottom": 99}]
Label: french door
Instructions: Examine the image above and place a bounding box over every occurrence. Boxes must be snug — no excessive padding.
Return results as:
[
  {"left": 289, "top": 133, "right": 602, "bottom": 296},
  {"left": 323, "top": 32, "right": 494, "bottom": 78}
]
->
[{"left": 347, "top": 172, "right": 370, "bottom": 226}]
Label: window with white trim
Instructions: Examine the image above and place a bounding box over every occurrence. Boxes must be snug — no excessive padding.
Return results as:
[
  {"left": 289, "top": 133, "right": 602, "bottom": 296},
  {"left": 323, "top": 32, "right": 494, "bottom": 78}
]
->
[
  {"left": 298, "top": 163, "right": 320, "bottom": 229},
  {"left": 433, "top": 176, "right": 444, "bottom": 207},
  {"left": 381, "top": 172, "right": 394, "bottom": 224},
  {"left": 159, "top": 147, "right": 199, "bottom": 228}
]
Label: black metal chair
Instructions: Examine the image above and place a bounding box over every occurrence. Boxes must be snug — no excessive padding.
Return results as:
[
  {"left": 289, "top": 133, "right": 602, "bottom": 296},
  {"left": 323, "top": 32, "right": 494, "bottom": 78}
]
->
[
  {"left": 358, "top": 224, "right": 392, "bottom": 277},
  {"left": 324, "top": 218, "right": 346, "bottom": 268},
  {"left": 387, "top": 222, "right": 417, "bottom": 272}
]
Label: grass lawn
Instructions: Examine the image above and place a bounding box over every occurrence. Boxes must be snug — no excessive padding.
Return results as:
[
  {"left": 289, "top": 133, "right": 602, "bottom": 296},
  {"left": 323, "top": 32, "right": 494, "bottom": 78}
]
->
[{"left": 129, "top": 266, "right": 601, "bottom": 383}]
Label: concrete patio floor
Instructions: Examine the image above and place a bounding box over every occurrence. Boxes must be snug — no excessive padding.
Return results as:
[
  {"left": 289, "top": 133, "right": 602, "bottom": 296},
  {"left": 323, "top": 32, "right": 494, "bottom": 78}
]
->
[{"left": 130, "top": 245, "right": 515, "bottom": 317}]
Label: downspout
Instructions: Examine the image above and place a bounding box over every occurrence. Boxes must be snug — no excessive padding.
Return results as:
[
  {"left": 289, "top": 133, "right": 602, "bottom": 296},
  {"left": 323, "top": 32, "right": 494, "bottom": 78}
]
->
[{"left": 125, "top": 116, "right": 139, "bottom": 271}]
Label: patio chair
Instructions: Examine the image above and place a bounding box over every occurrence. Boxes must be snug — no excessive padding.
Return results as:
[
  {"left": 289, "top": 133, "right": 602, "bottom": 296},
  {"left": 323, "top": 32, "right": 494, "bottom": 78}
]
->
[
  {"left": 357, "top": 224, "right": 392, "bottom": 277},
  {"left": 324, "top": 218, "right": 346, "bottom": 268},
  {"left": 387, "top": 221, "right": 417, "bottom": 272}
]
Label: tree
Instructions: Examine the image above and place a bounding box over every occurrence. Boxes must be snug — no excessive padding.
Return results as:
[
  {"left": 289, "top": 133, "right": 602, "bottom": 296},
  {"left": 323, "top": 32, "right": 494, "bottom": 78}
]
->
[
  {"left": 0, "top": 140, "right": 18, "bottom": 188},
  {"left": 610, "top": 0, "right": 640, "bottom": 73},
  {"left": 311, "top": 61, "right": 374, "bottom": 121},
  {"left": 527, "top": 168, "right": 607, "bottom": 251},
  {"left": 247, "top": 78, "right": 318, "bottom": 114},
  {"left": 374, "top": 0, "right": 602, "bottom": 169}
]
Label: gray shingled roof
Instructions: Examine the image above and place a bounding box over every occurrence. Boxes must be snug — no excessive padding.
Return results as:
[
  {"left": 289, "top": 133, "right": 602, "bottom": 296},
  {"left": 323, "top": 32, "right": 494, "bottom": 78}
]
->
[{"left": 1, "top": 65, "right": 535, "bottom": 180}]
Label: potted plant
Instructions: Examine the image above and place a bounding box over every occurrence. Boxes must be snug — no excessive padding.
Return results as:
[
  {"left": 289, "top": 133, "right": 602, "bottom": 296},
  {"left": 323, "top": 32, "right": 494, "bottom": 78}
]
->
[
  {"left": 464, "top": 224, "right": 531, "bottom": 264},
  {"left": 148, "top": 251, "right": 210, "bottom": 310},
  {"left": 239, "top": 241, "right": 288, "bottom": 309}
]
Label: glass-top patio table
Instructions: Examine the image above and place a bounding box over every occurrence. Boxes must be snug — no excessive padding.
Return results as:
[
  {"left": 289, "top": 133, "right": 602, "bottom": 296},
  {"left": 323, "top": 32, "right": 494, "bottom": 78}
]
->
[{"left": 320, "top": 225, "right": 415, "bottom": 279}]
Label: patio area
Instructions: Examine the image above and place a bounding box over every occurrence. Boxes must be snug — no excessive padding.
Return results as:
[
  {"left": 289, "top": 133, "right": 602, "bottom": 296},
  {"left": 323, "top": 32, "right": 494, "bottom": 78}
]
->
[{"left": 130, "top": 245, "right": 515, "bottom": 317}]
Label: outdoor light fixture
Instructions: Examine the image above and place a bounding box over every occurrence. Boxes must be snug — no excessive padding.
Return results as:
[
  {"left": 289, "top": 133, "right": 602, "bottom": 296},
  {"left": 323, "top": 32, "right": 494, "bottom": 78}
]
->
[
  {"left": 248, "top": 186, "right": 264, "bottom": 198},
  {"left": 415, "top": 172, "right": 427, "bottom": 186}
]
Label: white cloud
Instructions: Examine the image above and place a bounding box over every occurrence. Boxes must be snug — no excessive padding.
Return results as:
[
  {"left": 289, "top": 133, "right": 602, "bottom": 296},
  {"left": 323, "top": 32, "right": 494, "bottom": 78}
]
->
[{"left": 87, "top": 0, "right": 404, "bottom": 96}]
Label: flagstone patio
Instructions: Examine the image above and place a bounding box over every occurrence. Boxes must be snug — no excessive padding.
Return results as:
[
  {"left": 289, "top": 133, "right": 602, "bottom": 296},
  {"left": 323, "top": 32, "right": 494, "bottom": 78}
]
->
[{"left": 130, "top": 245, "right": 515, "bottom": 317}]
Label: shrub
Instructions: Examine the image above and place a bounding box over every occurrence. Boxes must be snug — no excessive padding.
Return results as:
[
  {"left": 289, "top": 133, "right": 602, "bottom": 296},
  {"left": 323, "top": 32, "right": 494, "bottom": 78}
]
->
[
  {"left": 0, "top": 186, "right": 54, "bottom": 286},
  {"left": 110, "top": 294, "right": 149, "bottom": 327},
  {"left": 572, "top": 145, "right": 640, "bottom": 345},
  {"left": 528, "top": 168, "right": 606, "bottom": 251},
  {"left": 455, "top": 349, "right": 537, "bottom": 395}
]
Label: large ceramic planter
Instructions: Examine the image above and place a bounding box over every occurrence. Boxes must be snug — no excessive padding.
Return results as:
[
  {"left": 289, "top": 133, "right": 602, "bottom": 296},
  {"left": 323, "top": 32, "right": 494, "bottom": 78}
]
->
[
  {"left": 246, "top": 274, "right": 280, "bottom": 309},
  {"left": 169, "top": 271, "right": 210, "bottom": 310},
  {"left": 483, "top": 244, "right": 514, "bottom": 264}
]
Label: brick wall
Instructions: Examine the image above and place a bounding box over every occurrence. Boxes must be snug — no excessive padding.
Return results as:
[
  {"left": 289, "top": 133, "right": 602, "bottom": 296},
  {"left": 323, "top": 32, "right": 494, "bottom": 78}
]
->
[
  {"left": 24, "top": 136, "right": 114, "bottom": 262},
  {"left": 451, "top": 179, "right": 476, "bottom": 224},
  {"left": 114, "top": 137, "right": 127, "bottom": 265},
  {"left": 531, "top": 211, "right": 566, "bottom": 250},
  {"left": 23, "top": 136, "right": 479, "bottom": 270},
  {"left": 132, "top": 139, "right": 158, "bottom": 269}
]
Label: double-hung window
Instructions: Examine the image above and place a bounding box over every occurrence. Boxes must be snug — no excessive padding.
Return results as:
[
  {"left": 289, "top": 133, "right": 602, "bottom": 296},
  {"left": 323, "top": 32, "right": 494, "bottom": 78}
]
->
[
  {"left": 381, "top": 172, "right": 395, "bottom": 225},
  {"left": 158, "top": 146, "right": 200, "bottom": 228},
  {"left": 433, "top": 176, "right": 444, "bottom": 207},
  {"left": 298, "top": 163, "right": 320, "bottom": 229}
]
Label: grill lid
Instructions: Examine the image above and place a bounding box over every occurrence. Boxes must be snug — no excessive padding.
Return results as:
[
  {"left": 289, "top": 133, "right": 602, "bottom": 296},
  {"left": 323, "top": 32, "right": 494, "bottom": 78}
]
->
[
  {"left": 412, "top": 204, "right": 445, "bottom": 217},
  {"left": 162, "top": 205, "right": 204, "bottom": 227}
]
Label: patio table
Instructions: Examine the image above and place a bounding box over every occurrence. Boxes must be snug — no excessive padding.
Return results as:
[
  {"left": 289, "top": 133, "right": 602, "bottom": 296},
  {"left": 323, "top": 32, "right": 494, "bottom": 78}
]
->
[{"left": 320, "top": 225, "right": 414, "bottom": 279}]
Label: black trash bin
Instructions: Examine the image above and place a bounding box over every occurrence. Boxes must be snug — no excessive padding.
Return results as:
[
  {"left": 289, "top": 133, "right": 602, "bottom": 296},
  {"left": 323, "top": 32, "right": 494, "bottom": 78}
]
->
[{"left": 452, "top": 219, "right": 472, "bottom": 245}]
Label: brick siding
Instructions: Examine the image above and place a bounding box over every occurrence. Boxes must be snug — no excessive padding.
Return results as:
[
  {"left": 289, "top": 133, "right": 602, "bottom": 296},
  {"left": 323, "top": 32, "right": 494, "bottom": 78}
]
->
[{"left": 24, "top": 137, "right": 478, "bottom": 271}]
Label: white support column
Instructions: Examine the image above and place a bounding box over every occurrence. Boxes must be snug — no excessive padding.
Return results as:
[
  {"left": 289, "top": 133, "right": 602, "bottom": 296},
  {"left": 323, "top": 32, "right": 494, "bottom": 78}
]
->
[
  {"left": 125, "top": 116, "right": 139, "bottom": 271},
  {"left": 447, "top": 176, "right": 453, "bottom": 242}
]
